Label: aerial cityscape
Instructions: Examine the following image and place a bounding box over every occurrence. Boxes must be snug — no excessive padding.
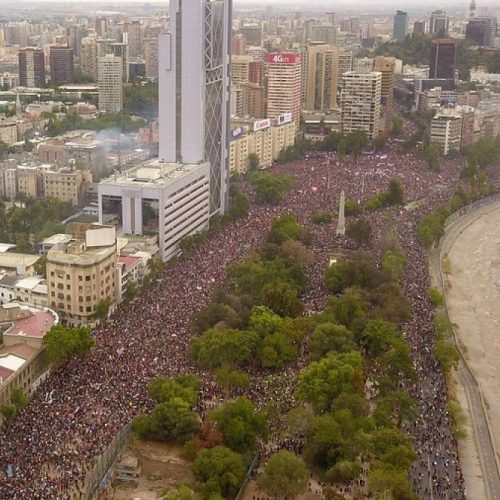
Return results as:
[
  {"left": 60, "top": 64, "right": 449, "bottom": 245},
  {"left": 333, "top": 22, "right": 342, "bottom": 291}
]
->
[{"left": 0, "top": 0, "right": 499, "bottom": 499}]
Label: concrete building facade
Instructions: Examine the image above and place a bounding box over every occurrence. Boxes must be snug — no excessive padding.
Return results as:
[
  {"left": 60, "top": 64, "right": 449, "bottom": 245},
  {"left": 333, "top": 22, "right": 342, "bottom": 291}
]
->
[
  {"left": 267, "top": 52, "right": 302, "bottom": 124},
  {"left": 340, "top": 71, "right": 382, "bottom": 141},
  {"left": 97, "top": 54, "right": 123, "bottom": 113}
]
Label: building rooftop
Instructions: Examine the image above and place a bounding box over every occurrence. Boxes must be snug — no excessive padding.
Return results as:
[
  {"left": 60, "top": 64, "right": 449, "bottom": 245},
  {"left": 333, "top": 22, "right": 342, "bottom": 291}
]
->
[
  {"left": 3, "top": 310, "right": 56, "bottom": 339},
  {"left": 99, "top": 159, "right": 207, "bottom": 189},
  {"left": 0, "top": 253, "right": 39, "bottom": 271},
  {"left": 0, "top": 353, "right": 26, "bottom": 372},
  {"left": 47, "top": 239, "right": 116, "bottom": 266},
  {"left": 0, "top": 243, "right": 16, "bottom": 253},
  {"left": 41, "top": 233, "right": 73, "bottom": 247},
  {"left": 15, "top": 276, "right": 44, "bottom": 291},
  {"left": 117, "top": 255, "right": 142, "bottom": 272}
]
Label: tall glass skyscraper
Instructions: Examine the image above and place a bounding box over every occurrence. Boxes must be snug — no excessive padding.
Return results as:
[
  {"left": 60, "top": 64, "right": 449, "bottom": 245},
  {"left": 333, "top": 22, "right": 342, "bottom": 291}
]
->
[
  {"left": 159, "top": 0, "right": 232, "bottom": 215},
  {"left": 393, "top": 11, "right": 408, "bottom": 42}
]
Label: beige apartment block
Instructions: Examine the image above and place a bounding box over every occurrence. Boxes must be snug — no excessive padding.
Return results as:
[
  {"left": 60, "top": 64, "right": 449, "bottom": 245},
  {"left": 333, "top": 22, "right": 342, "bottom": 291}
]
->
[
  {"left": 46, "top": 225, "right": 117, "bottom": 326},
  {"left": 43, "top": 167, "right": 93, "bottom": 206}
]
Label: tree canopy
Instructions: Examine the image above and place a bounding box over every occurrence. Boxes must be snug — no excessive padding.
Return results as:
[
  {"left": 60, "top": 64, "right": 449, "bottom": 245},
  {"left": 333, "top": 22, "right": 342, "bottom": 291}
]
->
[
  {"left": 258, "top": 451, "right": 309, "bottom": 499},
  {"left": 192, "top": 446, "right": 246, "bottom": 499},
  {"left": 43, "top": 325, "right": 94, "bottom": 365}
]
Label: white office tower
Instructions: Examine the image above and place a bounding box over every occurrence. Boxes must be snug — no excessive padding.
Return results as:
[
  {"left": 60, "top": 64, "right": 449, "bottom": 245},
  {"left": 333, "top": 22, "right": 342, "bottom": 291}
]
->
[
  {"left": 98, "top": 55, "right": 123, "bottom": 113},
  {"left": 159, "top": 0, "right": 232, "bottom": 215}
]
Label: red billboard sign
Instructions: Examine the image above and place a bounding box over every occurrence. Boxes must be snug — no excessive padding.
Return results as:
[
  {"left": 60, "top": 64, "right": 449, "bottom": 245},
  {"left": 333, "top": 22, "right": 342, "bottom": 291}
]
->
[{"left": 267, "top": 53, "right": 301, "bottom": 64}]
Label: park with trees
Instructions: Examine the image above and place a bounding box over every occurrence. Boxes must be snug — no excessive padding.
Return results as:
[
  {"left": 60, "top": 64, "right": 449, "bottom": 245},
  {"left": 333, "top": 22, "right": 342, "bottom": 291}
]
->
[{"left": 125, "top": 176, "right": 421, "bottom": 498}]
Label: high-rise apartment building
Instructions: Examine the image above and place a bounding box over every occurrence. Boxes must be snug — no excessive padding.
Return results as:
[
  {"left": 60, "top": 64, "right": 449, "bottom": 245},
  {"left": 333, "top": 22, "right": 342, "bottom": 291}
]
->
[
  {"left": 267, "top": 52, "right": 302, "bottom": 125},
  {"left": 68, "top": 25, "right": 85, "bottom": 57},
  {"left": 95, "top": 17, "right": 109, "bottom": 37},
  {"left": 429, "top": 10, "right": 449, "bottom": 36},
  {"left": 111, "top": 43, "right": 129, "bottom": 83},
  {"left": 430, "top": 113, "right": 462, "bottom": 155},
  {"left": 241, "top": 83, "right": 265, "bottom": 118},
  {"left": 232, "top": 33, "right": 247, "bottom": 55},
  {"left": 80, "top": 36, "right": 97, "bottom": 81},
  {"left": 466, "top": 17, "right": 497, "bottom": 47},
  {"left": 304, "top": 43, "right": 339, "bottom": 111},
  {"left": 97, "top": 54, "right": 123, "bottom": 113},
  {"left": 327, "top": 12, "right": 337, "bottom": 26},
  {"left": 413, "top": 21, "right": 426, "bottom": 35},
  {"left": 124, "top": 20, "right": 142, "bottom": 58},
  {"left": 49, "top": 46, "right": 74, "bottom": 85},
  {"left": 231, "top": 55, "right": 253, "bottom": 86},
  {"left": 393, "top": 11, "right": 408, "bottom": 41},
  {"left": 310, "top": 25, "right": 337, "bottom": 45},
  {"left": 373, "top": 56, "right": 395, "bottom": 135},
  {"left": 144, "top": 38, "right": 159, "bottom": 79},
  {"left": 340, "top": 18, "right": 360, "bottom": 34},
  {"left": 158, "top": 0, "right": 231, "bottom": 215},
  {"left": 340, "top": 71, "right": 382, "bottom": 141},
  {"left": 249, "top": 61, "right": 264, "bottom": 85},
  {"left": 239, "top": 24, "right": 262, "bottom": 46},
  {"left": 430, "top": 39, "right": 456, "bottom": 80},
  {"left": 18, "top": 48, "right": 46, "bottom": 88}
]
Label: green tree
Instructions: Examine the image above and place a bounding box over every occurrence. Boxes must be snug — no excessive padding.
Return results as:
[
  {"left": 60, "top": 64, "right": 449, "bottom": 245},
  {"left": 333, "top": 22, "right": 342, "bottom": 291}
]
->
[
  {"left": 148, "top": 375, "right": 201, "bottom": 406},
  {"left": 227, "top": 189, "right": 250, "bottom": 219},
  {"left": 326, "top": 459, "right": 362, "bottom": 483},
  {"left": 190, "top": 328, "right": 258, "bottom": 369},
  {"left": 123, "top": 282, "right": 138, "bottom": 301},
  {"left": 10, "top": 388, "right": 27, "bottom": 410},
  {"left": 428, "top": 287, "right": 444, "bottom": 306},
  {"left": 148, "top": 397, "right": 200, "bottom": 443},
  {"left": 344, "top": 201, "right": 361, "bottom": 216},
  {"left": 192, "top": 446, "right": 246, "bottom": 499},
  {"left": 215, "top": 367, "right": 250, "bottom": 396},
  {"left": 391, "top": 116, "right": 404, "bottom": 137},
  {"left": 297, "top": 351, "right": 364, "bottom": 414},
  {"left": 346, "top": 217, "right": 373, "bottom": 247},
  {"left": 387, "top": 178, "right": 404, "bottom": 205},
  {"left": 208, "top": 397, "right": 267, "bottom": 453},
  {"left": 309, "top": 323, "right": 356, "bottom": 359},
  {"left": 258, "top": 451, "right": 309, "bottom": 499},
  {"left": 249, "top": 171, "right": 294, "bottom": 204},
  {"left": 382, "top": 248, "right": 406, "bottom": 282},
  {"left": 43, "top": 325, "right": 94, "bottom": 365},
  {"left": 368, "top": 467, "right": 417, "bottom": 500},
  {"left": 94, "top": 298, "right": 112, "bottom": 322},
  {"left": 303, "top": 414, "right": 345, "bottom": 470},
  {"left": 262, "top": 281, "right": 304, "bottom": 318},
  {"left": 0, "top": 404, "right": 16, "bottom": 422},
  {"left": 163, "top": 485, "right": 194, "bottom": 500},
  {"left": 248, "top": 153, "right": 260, "bottom": 171},
  {"left": 267, "top": 215, "right": 306, "bottom": 245},
  {"left": 34, "top": 256, "right": 47, "bottom": 278}
]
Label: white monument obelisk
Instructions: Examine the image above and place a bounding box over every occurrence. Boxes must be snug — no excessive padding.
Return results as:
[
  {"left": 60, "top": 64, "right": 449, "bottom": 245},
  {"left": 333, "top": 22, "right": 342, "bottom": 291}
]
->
[{"left": 336, "top": 190, "right": 346, "bottom": 236}]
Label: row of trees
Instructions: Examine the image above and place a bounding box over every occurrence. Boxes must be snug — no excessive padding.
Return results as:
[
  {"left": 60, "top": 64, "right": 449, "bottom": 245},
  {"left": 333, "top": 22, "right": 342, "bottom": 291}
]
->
[
  {"left": 276, "top": 138, "right": 310, "bottom": 163},
  {"left": 286, "top": 245, "right": 418, "bottom": 498},
  {"left": 0, "top": 196, "right": 73, "bottom": 252},
  {"left": 374, "top": 34, "right": 497, "bottom": 80},
  {"left": 365, "top": 178, "right": 405, "bottom": 211},
  {"left": 45, "top": 111, "right": 147, "bottom": 137},
  {"left": 190, "top": 215, "right": 311, "bottom": 373},
  {"left": 249, "top": 171, "right": 295, "bottom": 204}
]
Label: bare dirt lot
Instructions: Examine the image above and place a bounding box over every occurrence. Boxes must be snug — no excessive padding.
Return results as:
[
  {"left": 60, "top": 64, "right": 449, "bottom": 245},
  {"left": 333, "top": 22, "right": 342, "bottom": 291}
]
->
[
  {"left": 445, "top": 207, "right": 500, "bottom": 465},
  {"left": 111, "top": 439, "right": 194, "bottom": 499}
]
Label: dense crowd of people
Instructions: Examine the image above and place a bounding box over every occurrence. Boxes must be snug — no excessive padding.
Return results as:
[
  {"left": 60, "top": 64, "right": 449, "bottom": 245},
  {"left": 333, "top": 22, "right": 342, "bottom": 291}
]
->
[{"left": 0, "top": 138, "right": 470, "bottom": 499}]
